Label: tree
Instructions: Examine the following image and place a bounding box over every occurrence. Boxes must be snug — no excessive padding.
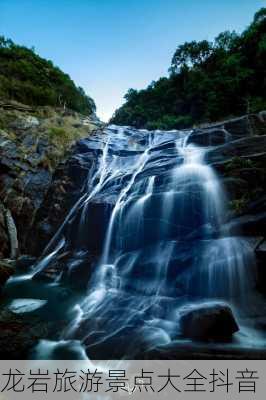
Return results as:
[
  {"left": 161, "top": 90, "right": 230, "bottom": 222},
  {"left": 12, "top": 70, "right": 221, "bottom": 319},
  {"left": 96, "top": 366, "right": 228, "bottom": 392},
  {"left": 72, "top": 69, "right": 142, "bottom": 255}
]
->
[
  {"left": 0, "top": 36, "right": 96, "bottom": 115},
  {"left": 214, "top": 31, "right": 239, "bottom": 51},
  {"left": 111, "top": 8, "right": 266, "bottom": 130},
  {"left": 253, "top": 7, "right": 266, "bottom": 24},
  {"left": 124, "top": 88, "right": 139, "bottom": 101},
  {"left": 170, "top": 40, "right": 212, "bottom": 73}
]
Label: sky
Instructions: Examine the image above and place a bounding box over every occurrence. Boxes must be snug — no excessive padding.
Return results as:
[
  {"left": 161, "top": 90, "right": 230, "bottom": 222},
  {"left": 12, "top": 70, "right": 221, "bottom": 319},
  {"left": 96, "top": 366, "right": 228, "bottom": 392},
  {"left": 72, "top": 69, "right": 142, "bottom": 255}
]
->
[{"left": 1, "top": 0, "right": 265, "bottom": 121}]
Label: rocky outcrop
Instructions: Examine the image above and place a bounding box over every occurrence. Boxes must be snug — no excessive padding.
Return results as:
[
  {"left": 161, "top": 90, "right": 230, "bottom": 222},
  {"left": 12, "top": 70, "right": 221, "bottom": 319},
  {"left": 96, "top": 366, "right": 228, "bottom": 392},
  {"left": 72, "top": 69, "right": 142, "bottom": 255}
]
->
[
  {"left": 1, "top": 109, "right": 265, "bottom": 293},
  {"left": 0, "top": 259, "right": 15, "bottom": 293},
  {"left": 27, "top": 134, "right": 106, "bottom": 257},
  {"left": 29, "top": 112, "right": 266, "bottom": 289},
  {"left": 0, "top": 110, "right": 265, "bottom": 360},
  {"left": 204, "top": 114, "right": 266, "bottom": 210},
  {"left": 0, "top": 101, "right": 103, "bottom": 261},
  {"left": 187, "top": 112, "right": 266, "bottom": 228},
  {"left": 0, "top": 309, "right": 61, "bottom": 359},
  {"left": 189, "top": 112, "right": 266, "bottom": 294},
  {"left": 190, "top": 112, "right": 266, "bottom": 145},
  {"left": 179, "top": 302, "right": 239, "bottom": 341},
  {"left": 0, "top": 204, "right": 9, "bottom": 258},
  {"left": 255, "top": 238, "right": 266, "bottom": 293}
]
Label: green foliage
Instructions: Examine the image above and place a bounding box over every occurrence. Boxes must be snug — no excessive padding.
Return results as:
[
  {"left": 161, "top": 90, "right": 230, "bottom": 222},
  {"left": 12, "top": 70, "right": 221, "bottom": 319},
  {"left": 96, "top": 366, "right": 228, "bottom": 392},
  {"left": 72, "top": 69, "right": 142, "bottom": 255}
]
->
[
  {"left": 48, "top": 127, "right": 68, "bottom": 140},
  {"left": 225, "top": 157, "right": 254, "bottom": 172},
  {"left": 170, "top": 40, "right": 213, "bottom": 72},
  {"left": 111, "top": 8, "right": 266, "bottom": 130},
  {"left": 0, "top": 37, "right": 96, "bottom": 115},
  {"left": 229, "top": 196, "right": 249, "bottom": 214},
  {"left": 249, "top": 97, "right": 266, "bottom": 113},
  {"left": 48, "top": 126, "right": 76, "bottom": 148},
  {"left": 253, "top": 7, "right": 266, "bottom": 24}
]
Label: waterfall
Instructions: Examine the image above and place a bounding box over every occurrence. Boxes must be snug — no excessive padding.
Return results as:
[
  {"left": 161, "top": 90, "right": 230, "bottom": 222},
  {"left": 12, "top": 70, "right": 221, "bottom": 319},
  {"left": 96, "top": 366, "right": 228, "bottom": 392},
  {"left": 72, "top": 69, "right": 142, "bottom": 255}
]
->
[{"left": 7, "top": 125, "right": 257, "bottom": 359}]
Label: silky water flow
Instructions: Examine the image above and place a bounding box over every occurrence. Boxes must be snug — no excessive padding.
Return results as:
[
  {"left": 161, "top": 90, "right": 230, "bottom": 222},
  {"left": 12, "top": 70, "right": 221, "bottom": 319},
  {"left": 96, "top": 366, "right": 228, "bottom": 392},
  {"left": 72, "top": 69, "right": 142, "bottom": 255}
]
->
[{"left": 5, "top": 125, "right": 263, "bottom": 359}]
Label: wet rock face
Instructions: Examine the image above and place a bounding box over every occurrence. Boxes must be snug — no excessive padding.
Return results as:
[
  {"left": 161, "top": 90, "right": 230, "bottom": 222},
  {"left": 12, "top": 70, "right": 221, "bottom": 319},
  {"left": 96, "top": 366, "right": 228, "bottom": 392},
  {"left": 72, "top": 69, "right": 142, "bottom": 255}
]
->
[
  {"left": 0, "top": 114, "right": 263, "bottom": 359},
  {"left": 26, "top": 161, "right": 78, "bottom": 256},
  {"left": 196, "top": 113, "right": 266, "bottom": 241},
  {"left": 15, "top": 255, "right": 37, "bottom": 271},
  {"left": 190, "top": 113, "right": 266, "bottom": 146},
  {"left": 0, "top": 103, "right": 101, "bottom": 257},
  {"left": 179, "top": 303, "right": 239, "bottom": 341},
  {"left": 28, "top": 146, "right": 103, "bottom": 256},
  {"left": 0, "top": 309, "right": 61, "bottom": 359},
  {"left": 1, "top": 106, "right": 265, "bottom": 293},
  {"left": 252, "top": 237, "right": 266, "bottom": 296},
  {"left": 34, "top": 250, "right": 97, "bottom": 290},
  {"left": 0, "top": 208, "right": 9, "bottom": 258},
  {"left": 30, "top": 112, "right": 266, "bottom": 291},
  {"left": 0, "top": 260, "right": 15, "bottom": 290}
]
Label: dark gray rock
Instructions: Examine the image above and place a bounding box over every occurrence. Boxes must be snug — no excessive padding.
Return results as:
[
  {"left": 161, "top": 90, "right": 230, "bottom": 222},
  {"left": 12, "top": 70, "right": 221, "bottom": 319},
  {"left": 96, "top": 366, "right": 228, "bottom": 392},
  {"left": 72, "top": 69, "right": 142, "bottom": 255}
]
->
[
  {"left": 15, "top": 255, "right": 37, "bottom": 271},
  {"left": 34, "top": 250, "right": 96, "bottom": 290},
  {"left": 21, "top": 135, "right": 36, "bottom": 148},
  {"left": 0, "top": 309, "right": 60, "bottom": 359},
  {"left": 207, "top": 113, "right": 266, "bottom": 140},
  {"left": 179, "top": 302, "right": 239, "bottom": 341},
  {"left": 36, "top": 137, "right": 50, "bottom": 155},
  {"left": 0, "top": 141, "right": 18, "bottom": 160},
  {"left": 188, "top": 128, "right": 230, "bottom": 146},
  {"left": 0, "top": 210, "right": 9, "bottom": 258},
  {"left": 222, "top": 177, "right": 248, "bottom": 200},
  {"left": 207, "top": 135, "right": 266, "bottom": 165},
  {"left": 228, "top": 212, "right": 266, "bottom": 236},
  {"left": 0, "top": 260, "right": 15, "bottom": 289},
  {"left": 9, "top": 116, "right": 39, "bottom": 130},
  {"left": 22, "top": 170, "right": 52, "bottom": 208},
  {"left": 255, "top": 238, "right": 266, "bottom": 294}
]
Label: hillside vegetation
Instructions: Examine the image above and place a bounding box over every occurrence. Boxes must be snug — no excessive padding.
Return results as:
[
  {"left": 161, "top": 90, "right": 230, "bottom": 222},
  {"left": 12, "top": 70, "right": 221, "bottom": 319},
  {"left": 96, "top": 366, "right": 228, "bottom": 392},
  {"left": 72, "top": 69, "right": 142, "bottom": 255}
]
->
[
  {"left": 0, "top": 36, "right": 95, "bottom": 115},
  {"left": 111, "top": 8, "right": 266, "bottom": 129}
]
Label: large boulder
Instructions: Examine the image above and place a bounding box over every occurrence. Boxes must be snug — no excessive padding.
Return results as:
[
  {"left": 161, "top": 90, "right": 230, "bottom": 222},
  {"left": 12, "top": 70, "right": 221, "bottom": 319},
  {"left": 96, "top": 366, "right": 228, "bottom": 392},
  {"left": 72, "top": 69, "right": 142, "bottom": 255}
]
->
[{"left": 179, "top": 302, "right": 239, "bottom": 341}]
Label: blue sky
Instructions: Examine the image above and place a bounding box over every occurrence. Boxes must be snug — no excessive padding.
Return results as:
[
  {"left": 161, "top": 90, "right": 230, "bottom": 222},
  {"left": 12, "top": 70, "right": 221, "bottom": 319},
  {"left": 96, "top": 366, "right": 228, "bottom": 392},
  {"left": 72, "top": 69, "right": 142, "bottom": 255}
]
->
[{"left": 1, "top": 0, "right": 265, "bottom": 121}]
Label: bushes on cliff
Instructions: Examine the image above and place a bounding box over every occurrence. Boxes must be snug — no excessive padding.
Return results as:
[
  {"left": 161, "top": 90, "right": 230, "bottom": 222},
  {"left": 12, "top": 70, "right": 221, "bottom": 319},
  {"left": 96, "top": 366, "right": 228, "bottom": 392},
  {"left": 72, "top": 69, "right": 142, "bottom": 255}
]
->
[
  {"left": 0, "top": 37, "right": 95, "bottom": 115},
  {"left": 111, "top": 8, "right": 266, "bottom": 129}
]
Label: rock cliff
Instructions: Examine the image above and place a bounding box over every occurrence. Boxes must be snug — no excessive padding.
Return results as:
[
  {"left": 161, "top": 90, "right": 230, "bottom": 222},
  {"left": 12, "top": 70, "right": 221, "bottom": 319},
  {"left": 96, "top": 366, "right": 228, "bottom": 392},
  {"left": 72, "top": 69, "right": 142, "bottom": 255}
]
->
[
  {"left": 0, "top": 100, "right": 103, "bottom": 264},
  {"left": 1, "top": 109, "right": 266, "bottom": 292}
]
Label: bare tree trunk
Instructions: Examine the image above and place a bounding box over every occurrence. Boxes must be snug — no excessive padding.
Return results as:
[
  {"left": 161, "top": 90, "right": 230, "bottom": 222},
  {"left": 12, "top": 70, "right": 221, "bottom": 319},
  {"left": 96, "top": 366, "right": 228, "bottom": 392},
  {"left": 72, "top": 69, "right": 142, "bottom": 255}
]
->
[{"left": 4, "top": 208, "right": 19, "bottom": 259}]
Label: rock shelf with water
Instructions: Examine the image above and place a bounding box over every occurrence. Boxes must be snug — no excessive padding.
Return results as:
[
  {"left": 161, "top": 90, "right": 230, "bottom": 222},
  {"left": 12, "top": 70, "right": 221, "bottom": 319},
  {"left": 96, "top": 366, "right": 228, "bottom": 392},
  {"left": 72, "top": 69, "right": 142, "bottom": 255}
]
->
[{"left": 2, "top": 118, "right": 266, "bottom": 359}]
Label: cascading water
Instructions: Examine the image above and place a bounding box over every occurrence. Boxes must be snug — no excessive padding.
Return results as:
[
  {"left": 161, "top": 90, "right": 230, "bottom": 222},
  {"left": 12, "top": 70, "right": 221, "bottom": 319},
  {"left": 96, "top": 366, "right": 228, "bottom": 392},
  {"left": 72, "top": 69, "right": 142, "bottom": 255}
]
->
[{"left": 5, "top": 125, "right": 261, "bottom": 359}]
